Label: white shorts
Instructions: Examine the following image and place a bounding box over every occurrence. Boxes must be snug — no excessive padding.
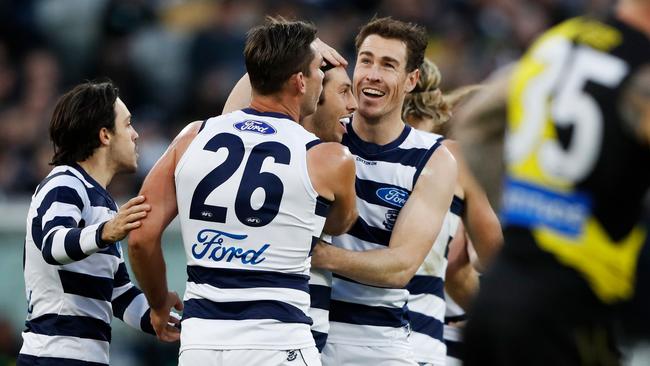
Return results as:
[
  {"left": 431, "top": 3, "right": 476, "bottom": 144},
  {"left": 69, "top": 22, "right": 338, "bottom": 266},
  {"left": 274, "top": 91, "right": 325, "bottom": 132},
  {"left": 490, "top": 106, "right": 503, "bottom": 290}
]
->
[
  {"left": 321, "top": 342, "right": 417, "bottom": 366},
  {"left": 179, "top": 347, "right": 321, "bottom": 366}
]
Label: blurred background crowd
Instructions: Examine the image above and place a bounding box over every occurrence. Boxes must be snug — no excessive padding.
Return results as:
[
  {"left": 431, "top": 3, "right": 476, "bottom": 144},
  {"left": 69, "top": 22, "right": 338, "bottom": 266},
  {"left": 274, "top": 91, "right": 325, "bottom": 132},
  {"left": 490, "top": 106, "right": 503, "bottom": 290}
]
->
[
  {"left": 0, "top": 0, "right": 616, "bottom": 365},
  {"left": 0, "top": 0, "right": 615, "bottom": 199}
]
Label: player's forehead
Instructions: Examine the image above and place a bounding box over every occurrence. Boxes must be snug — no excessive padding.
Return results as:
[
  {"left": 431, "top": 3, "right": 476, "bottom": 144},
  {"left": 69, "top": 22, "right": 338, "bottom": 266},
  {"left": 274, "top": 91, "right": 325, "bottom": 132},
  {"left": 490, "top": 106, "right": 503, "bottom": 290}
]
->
[
  {"left": 326, "top": 67, "right": 351, "bottom": 88},
  {"left": 357, "top": 34, "right": 407, "bottom": 66}
]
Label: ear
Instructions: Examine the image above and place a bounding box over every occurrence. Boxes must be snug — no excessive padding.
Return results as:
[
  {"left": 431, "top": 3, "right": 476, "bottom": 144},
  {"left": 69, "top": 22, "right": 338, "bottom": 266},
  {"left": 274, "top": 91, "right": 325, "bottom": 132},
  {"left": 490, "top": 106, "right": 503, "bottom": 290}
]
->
[
  {"left": 291, "top": 72, "right": 307, "bottom": 95},
  {"left": 98, "top": 127, "right": 112, "bottom": 146},
  {"left": 404, "top": 68, "right": 420, "bottom": 93}
]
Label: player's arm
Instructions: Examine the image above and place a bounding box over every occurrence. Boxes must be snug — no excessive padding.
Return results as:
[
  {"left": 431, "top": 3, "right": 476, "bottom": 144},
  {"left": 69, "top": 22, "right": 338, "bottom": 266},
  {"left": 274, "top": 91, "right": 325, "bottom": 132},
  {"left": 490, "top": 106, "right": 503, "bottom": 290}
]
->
[
  {"left": 223, "top": 74, "right": 252, "bottom": 114},
  {"left": 35, "top": 176, "right": 149, "bottom": 265},
  {"left": 128, "top": 121, "right": 202, "bottom": 342},
  {"left": 111, "top": 260, "right": 157, "bottom": 336},
  {"left": 307, "top": 142, "right": 358, "bottom": 235},
  {"left": 313, "top": 146, "right": 457, "bottom": 288},
  {"left": 620, "top": 64, "right": 650, "bottom": 144},
  {"left": 443, "top": 140, "right": 502, "bottom": 269},
  {"left": 451, "top": 65, "right": 512, "bottom": 209},
  {"left": 444, "top": 222, "right": 480, "bottom": 311}
]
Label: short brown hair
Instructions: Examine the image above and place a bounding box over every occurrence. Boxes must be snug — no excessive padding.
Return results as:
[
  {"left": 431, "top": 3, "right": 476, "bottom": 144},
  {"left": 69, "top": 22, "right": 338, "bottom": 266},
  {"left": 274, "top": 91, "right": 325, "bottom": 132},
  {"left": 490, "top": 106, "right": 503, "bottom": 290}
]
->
[
  {"left": 50, "top": 80, "right": 119, "bottom": 166},
  {"left": 355, "top": 16, "right": 427, "bottom": 73},
  {"left": 245, "top": 17, "right": 318, "bottom": 95}
]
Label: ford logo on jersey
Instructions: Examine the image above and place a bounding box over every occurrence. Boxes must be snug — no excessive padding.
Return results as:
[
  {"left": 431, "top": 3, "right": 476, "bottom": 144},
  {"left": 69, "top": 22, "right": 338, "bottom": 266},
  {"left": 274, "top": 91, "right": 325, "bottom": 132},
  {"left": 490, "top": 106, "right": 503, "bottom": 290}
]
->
[
  {"left": 234, "top": 120, "right": 277, "bottom": 135},
  {"left": 191, "top": 229, "right": 270, "bottom": 265},
  {"left": 376, "top": 187, "right": 409, "bottom": 208}
]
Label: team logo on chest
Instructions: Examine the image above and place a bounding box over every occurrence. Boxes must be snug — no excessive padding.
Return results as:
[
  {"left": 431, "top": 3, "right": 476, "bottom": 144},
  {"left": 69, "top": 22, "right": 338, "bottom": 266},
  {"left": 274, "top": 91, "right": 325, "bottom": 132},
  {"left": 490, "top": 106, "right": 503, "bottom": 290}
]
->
[{"left": 234, "top": 120, "right": 277, "bottom": 135}]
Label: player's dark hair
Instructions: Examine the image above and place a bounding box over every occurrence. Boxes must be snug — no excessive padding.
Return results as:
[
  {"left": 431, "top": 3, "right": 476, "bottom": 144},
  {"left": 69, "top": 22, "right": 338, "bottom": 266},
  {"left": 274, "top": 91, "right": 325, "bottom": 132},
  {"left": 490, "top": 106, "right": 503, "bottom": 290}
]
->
[
  {"left": 244, "top": 16, "right": 318, "bottom": 95},
  {"left": 50, "top": 80, "right": 119, "bottom": 166},
  {"left": 355, "top": 16, "right": 428, "bottom": 72}
]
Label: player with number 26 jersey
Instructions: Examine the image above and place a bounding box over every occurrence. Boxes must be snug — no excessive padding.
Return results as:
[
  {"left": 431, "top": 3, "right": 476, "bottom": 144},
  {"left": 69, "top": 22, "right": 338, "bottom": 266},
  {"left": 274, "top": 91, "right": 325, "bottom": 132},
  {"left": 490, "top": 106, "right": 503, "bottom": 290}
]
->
[{"left": 175, "top": 108, "right": 328, "bottom": 352}]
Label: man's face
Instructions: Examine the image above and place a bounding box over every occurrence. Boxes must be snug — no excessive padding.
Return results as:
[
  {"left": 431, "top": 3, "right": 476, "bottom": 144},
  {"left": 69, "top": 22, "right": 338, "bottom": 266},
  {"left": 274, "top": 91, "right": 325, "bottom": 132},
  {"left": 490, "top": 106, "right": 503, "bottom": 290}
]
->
[
  {"left": 304, "top": 67, "right": 357, "bottom": 142},
  {"left": 353, "top": 34, "right": 417, "bottom": 121},
  {"left": 108, "top": 97, "right": 139, "bottom": 173},
  {"left": 300, "top": 44, "right": 325, "bottom": 118}
]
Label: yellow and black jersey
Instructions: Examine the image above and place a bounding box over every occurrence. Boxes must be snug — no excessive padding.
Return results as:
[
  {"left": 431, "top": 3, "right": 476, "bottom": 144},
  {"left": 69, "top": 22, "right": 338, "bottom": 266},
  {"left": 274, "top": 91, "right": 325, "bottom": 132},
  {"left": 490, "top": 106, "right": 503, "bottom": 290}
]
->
[{"left": 502, "top": 15, "right": 650, "bottom": 303}]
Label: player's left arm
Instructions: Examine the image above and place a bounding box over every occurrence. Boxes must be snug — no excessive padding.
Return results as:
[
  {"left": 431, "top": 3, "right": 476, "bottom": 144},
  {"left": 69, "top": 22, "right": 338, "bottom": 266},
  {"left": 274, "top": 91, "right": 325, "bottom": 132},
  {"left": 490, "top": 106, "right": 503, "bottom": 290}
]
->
[
  {"left": 111, "top": 260, "right": 157, "bottom": 336},
  {"left": 620, "top": 64, "right": 650, "bottom": 144},
  {"left": 312, "top": 146, "right": 457, "bottom": 288},
  {"left": 128, "top": 121, "right": 201, "bottom": 342},
  {"left": 223, "top": 74, "right": 252, "bottom": 114}
]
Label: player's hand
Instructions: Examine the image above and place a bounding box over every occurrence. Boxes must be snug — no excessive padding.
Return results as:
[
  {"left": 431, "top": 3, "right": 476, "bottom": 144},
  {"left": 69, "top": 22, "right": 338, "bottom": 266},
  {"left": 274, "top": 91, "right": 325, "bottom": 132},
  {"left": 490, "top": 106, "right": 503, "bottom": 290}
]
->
[
  {"left": 101, "top": 195, "right": 151, "bottom": 243},
  {"left": 150, "top": 291, "right": 183, "bottom": 342},
  {"left": 313, "top": 38, "right": 347, "bottom": 67},
  {"left": 310, "top": 240, "right": 331, "bottom": 270}
]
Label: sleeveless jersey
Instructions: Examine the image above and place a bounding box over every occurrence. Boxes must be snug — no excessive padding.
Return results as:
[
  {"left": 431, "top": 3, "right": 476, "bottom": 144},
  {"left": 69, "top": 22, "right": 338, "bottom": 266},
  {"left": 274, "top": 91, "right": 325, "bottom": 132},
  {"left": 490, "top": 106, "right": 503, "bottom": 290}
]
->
[
  {"left": 502, "top": 16, "right": 650, "bottom": 303},
  {"left": 328, "top": 121, "right": 444, "bottom": 348},
  {"left": 407, "top": 196, "right": 464, "bottom": 365},
  {"left": 174, "top": 108, "right": 327, "bottom": 351}
]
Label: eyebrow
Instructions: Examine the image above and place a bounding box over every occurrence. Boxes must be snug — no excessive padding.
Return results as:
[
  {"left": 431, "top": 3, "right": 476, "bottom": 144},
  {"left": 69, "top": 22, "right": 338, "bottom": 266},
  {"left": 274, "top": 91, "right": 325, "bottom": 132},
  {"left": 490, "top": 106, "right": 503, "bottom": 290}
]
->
[{"left": 359, "top": 51, "right": 400, "bottom": 66}]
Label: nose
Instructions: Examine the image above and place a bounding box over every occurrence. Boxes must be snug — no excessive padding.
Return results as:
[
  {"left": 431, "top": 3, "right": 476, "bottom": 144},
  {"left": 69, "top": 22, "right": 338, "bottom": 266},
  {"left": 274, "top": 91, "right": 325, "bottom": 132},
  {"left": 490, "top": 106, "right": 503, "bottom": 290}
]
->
[
  {"left": 346, "top": 91, "right": 358, "bottom": 112},
  {"left": 133, "top": 129, "right": 139, "bottom": 141},
  {"left": 365, "top": 64, "right": 381, "bottom": 82}
]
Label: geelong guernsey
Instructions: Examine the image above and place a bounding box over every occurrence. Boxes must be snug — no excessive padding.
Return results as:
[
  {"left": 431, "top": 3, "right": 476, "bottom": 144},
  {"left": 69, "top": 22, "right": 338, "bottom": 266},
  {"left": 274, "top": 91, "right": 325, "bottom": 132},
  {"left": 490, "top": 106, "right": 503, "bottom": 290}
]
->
[
  {"left": 407, "top": 196, "right": 464, "bottom": 365},
  {"left": 175, "top": 108, "right": 327, "bottom": 351},
  {"left": 328, "top": 121, "right": 444, "bottom": 348},
  {"left": 20, "top": 164, "right": 154, "bottom": 366}
]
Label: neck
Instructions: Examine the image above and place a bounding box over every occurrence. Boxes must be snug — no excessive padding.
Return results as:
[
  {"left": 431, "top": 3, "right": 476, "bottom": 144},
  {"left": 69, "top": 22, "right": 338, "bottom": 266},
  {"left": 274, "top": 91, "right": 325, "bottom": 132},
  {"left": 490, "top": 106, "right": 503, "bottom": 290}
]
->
[
  {"left": 77, "top": 154, "right": 114, "bottom": 188},
  {"left": 249, "top": 93, "right": 301, "bottom": 122},
  {"left": 352, "top": 107, "right": 406, "bottom": 145},
  {"left": 617, "top": 1, "right": 650, "bottom": 37}
]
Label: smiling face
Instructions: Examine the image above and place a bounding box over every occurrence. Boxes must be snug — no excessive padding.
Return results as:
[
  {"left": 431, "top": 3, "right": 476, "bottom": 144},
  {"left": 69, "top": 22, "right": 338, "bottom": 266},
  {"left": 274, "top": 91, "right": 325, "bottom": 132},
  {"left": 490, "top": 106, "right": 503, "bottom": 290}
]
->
[
  {"left": 303, "top": 66, "right": 357, "bottom": 142},
  {"left": 353, "top": 34, "right": 419, "bottom": 124}
]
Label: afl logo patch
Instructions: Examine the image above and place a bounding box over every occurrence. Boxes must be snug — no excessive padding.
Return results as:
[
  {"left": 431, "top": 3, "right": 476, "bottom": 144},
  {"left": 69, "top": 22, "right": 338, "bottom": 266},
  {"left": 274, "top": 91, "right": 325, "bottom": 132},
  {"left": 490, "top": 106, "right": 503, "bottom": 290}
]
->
[
  {"left": 234, "top": 120, "right": 277, "bottom": 135},
  {"left": 376, "top": 187, "right": 409, "bottom": 208}
]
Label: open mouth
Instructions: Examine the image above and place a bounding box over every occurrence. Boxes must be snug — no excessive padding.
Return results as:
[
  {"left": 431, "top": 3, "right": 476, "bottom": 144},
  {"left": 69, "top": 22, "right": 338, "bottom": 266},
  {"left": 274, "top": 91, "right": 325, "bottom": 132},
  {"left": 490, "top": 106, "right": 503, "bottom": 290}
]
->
[{"left": 361, "top": 88, "right": 386, "bottom": 98}]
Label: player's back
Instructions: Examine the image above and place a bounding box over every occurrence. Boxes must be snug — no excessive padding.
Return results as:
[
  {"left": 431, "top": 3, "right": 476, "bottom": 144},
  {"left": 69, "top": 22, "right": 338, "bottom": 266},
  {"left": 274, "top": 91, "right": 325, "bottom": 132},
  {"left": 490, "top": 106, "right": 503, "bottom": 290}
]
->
[
  {"left": 174, "top": 108, "right": 327, "bottom": 351},
  {"left": 502, "top": 15, "right": 650, "bottom": 303}
]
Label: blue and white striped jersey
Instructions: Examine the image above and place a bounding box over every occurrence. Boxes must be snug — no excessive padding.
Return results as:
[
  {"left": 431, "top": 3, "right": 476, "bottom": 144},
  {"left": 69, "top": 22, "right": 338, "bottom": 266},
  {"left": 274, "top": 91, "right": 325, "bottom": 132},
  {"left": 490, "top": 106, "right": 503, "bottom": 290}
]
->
[
  {"left": 407, "top": 196, "right": 464, "bottom": 365},
  {"left": 327, "top": 121, "right": 444, "bottom": 348},
  {"left": 174, "top": 108, "right": 327, "bottom": 351},
  {"left": 20, "top": 164, "right": 154, "bottom": 366},
  {"left": 443, "top": 294, "right": 466, "bottom": 366}
]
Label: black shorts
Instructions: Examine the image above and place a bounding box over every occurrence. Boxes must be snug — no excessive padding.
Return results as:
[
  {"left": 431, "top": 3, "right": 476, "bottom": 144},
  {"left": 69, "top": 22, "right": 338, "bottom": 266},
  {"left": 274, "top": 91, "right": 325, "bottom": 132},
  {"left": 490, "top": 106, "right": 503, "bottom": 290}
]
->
[{"left": 463, "top": 227, "right": 620, "bottom": 366}]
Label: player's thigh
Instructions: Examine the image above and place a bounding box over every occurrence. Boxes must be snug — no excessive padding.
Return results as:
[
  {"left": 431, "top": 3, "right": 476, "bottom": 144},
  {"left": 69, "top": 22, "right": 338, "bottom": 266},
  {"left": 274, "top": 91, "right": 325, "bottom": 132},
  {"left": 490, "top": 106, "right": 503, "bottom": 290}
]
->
[
  {"left": 180, "top": 348, "right": 320, "bottom": 366},
  {"left": 322, "top": 342, "right": 417, "bottom": 366}
]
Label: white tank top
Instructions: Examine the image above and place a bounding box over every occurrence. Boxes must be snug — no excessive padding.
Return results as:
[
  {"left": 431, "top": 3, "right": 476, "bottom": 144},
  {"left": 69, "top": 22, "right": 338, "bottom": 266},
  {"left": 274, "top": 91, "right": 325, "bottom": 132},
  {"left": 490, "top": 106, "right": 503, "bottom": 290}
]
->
[{"left": 175, "top": 108, "right": 326, "bottom": 351}]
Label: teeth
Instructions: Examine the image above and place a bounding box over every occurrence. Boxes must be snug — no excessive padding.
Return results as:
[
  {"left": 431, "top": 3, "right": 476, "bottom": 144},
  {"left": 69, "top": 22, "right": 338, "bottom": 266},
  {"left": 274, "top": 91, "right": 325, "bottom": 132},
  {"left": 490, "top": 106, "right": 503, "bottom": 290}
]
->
[{"left": 362, "top": 88, "right": 385, "bottom": 96}]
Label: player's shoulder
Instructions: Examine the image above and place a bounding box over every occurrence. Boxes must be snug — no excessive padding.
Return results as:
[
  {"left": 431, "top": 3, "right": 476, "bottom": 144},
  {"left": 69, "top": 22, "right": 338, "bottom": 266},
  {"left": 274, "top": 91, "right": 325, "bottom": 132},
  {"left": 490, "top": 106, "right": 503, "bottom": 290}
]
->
[
  {"left": 404, "top": 125, "right": 444, "bottom": 149},
  {"left": 33, "top": 165, "right": 90, "bottom": 203},
  {"left": 308, "top": 142, "right": 354, "bottom": 173}
]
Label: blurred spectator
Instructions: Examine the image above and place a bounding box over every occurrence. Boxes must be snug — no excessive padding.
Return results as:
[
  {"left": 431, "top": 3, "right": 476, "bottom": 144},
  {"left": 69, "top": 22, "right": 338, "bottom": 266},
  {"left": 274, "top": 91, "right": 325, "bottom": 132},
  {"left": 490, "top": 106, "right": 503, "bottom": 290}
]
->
[{"left": 0, "top": 0, "right": 615, "bottom": 198}]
